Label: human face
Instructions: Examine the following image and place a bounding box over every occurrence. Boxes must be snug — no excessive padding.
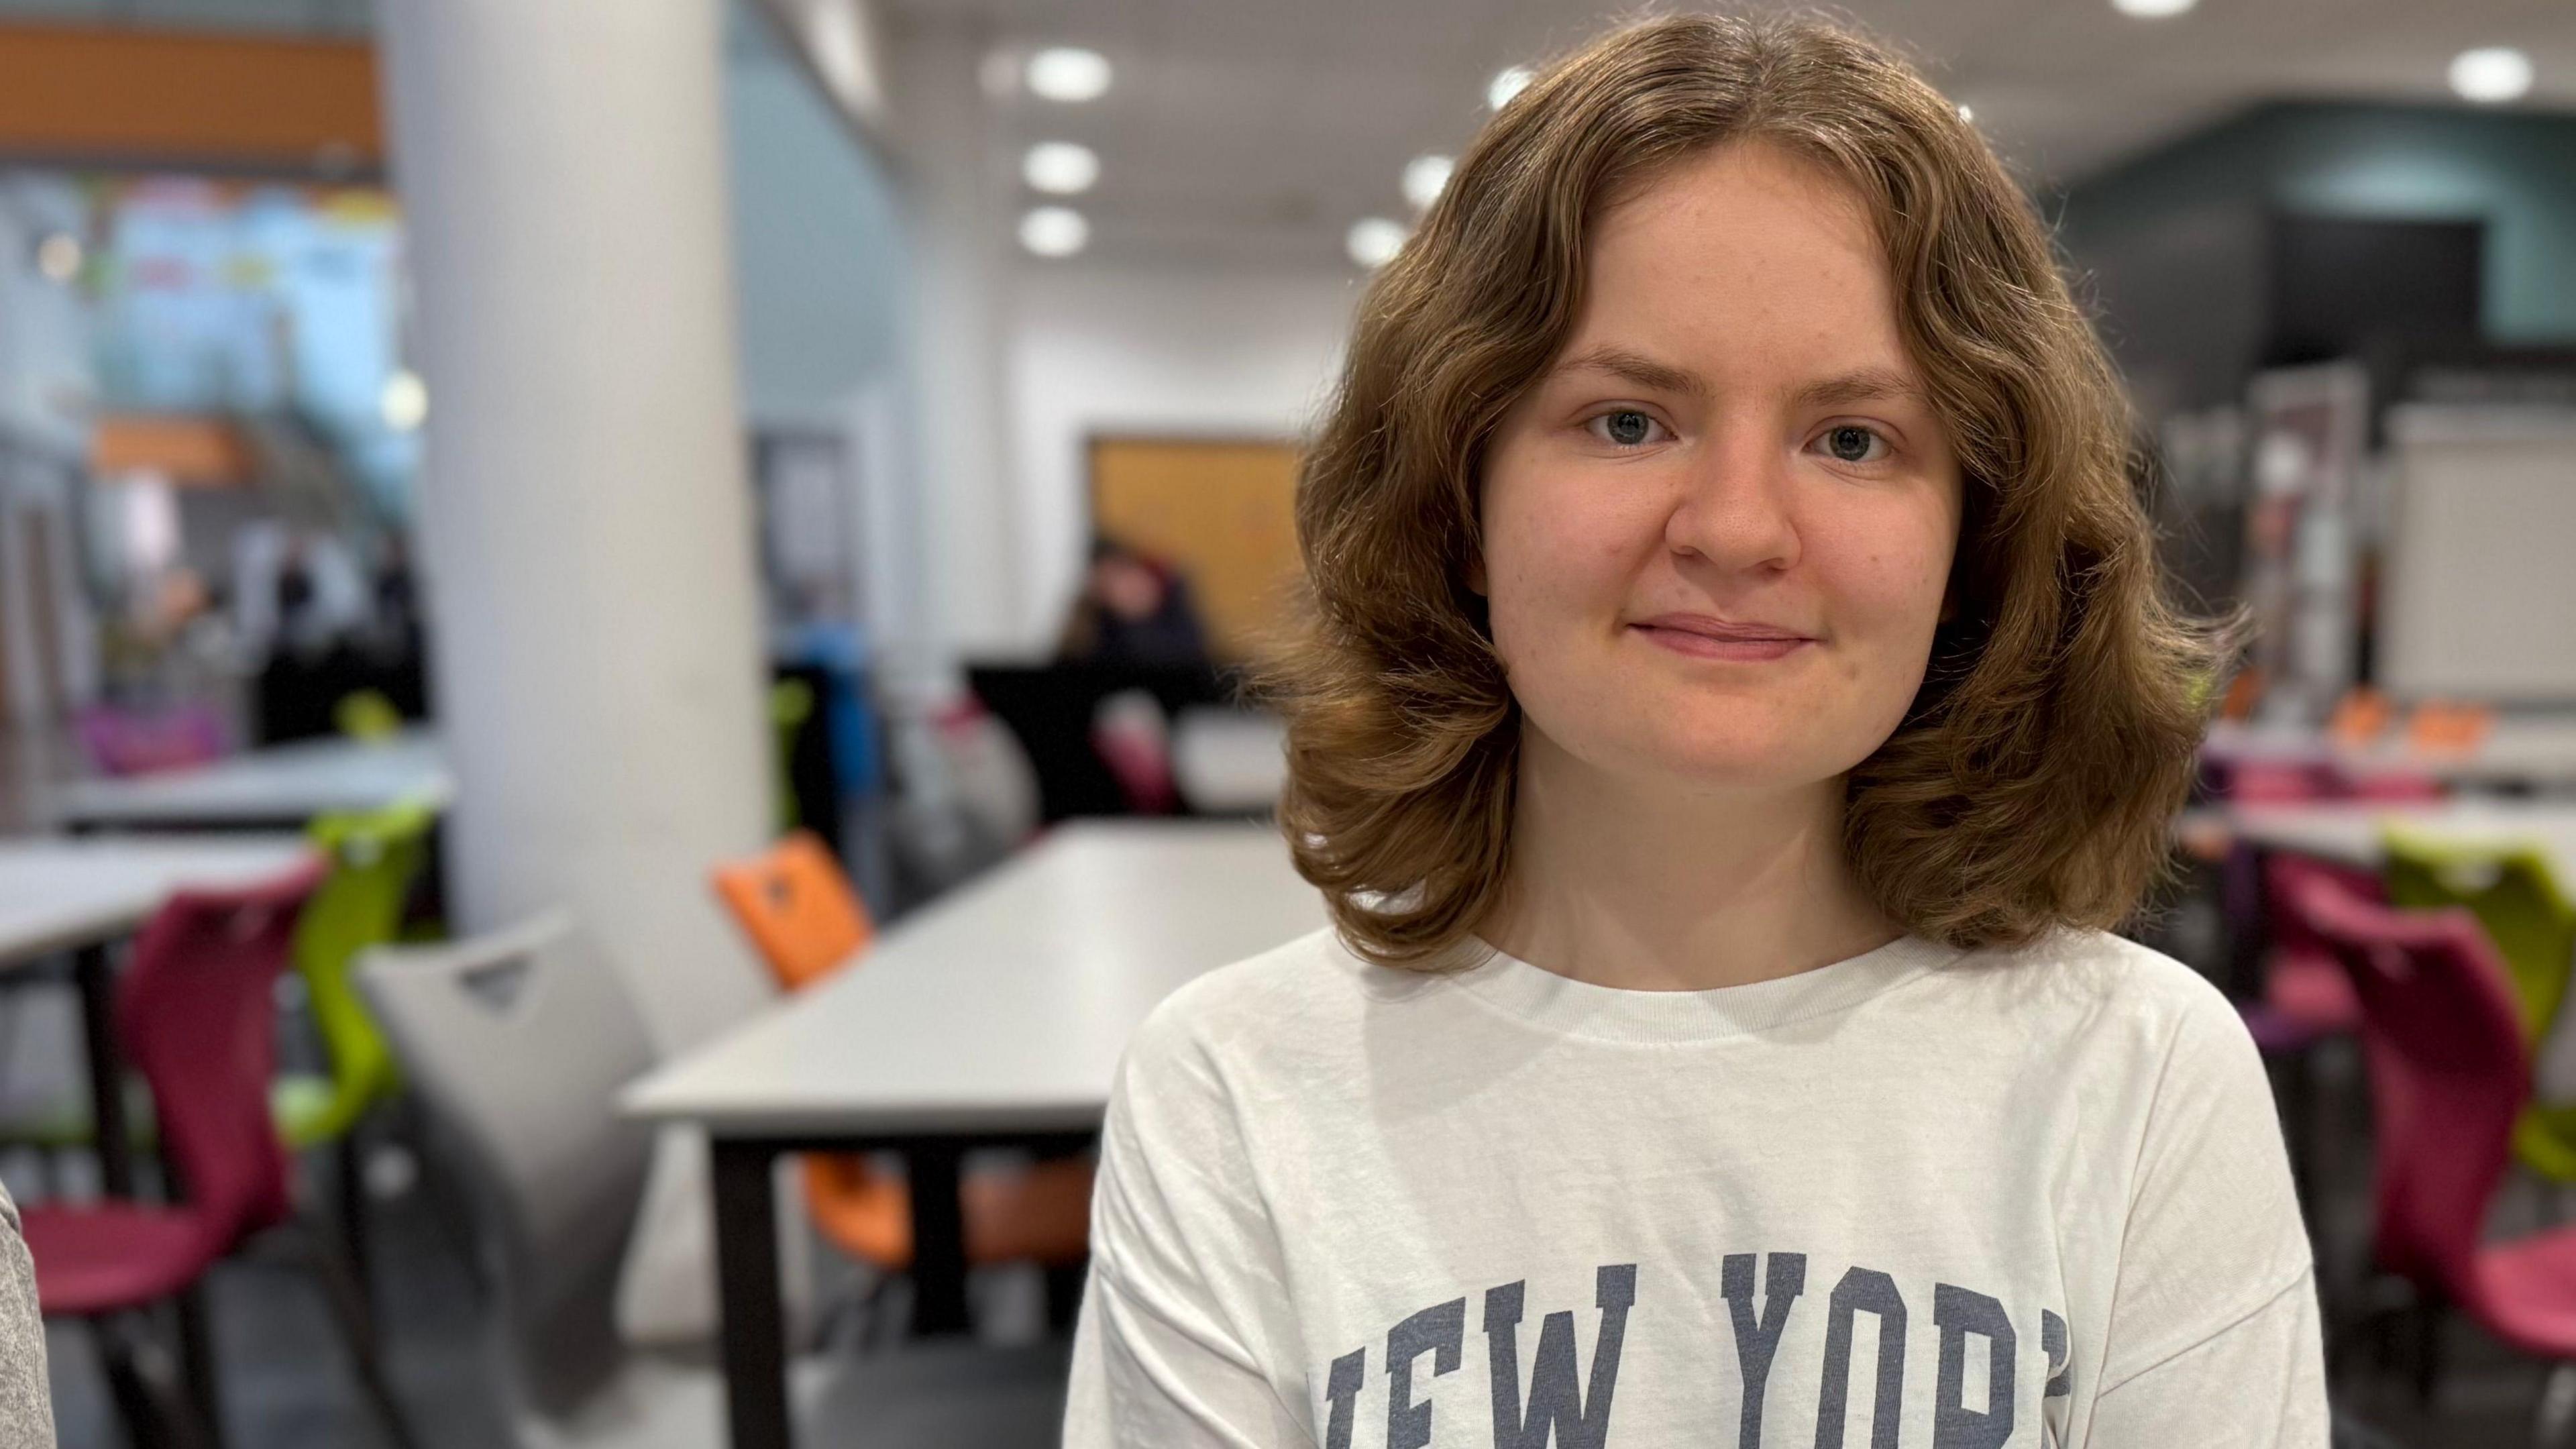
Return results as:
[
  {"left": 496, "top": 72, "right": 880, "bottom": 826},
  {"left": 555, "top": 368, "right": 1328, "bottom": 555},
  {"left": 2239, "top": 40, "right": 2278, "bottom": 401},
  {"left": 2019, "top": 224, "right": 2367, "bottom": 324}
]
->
[{"left": 1476, "top": 142, "right": 1964, "bottom": 797}]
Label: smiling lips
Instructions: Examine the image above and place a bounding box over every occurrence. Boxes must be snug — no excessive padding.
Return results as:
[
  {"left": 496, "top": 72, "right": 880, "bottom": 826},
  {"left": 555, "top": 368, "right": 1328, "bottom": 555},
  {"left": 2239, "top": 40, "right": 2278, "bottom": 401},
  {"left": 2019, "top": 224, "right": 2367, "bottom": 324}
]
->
[{"left": 1628, "top": 612, "right": 1817, "bottom": 662}]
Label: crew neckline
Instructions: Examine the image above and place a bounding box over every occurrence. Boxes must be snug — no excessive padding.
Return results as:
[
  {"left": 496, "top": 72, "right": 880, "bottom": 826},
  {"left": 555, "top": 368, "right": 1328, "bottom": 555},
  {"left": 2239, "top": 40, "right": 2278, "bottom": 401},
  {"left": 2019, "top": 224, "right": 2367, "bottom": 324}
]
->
[{"left": 1444, "top": 932, "right": 1964, "bottom": 1044}]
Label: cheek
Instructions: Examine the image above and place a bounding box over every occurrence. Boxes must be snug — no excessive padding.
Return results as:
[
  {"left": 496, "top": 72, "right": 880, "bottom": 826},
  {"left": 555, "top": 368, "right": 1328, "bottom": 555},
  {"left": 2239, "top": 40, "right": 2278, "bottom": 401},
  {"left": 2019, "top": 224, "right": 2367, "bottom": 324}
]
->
[
  {"left": 1815, "top": 504, "right": 1956, "bottom": 661},
  {"left": 1483, "top": 486, "right": 1652, "bottom": 658}
]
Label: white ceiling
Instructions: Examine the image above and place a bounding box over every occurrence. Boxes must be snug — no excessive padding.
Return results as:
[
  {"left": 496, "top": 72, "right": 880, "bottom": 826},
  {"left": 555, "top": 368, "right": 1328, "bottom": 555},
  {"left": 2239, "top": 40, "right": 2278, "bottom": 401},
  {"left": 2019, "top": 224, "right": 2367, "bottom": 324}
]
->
[
  {"left": 7, "top": 0, "right": 2575, "bottom": 270},
  {"left": 894, "top": 0, "right": 2576, "bottom": 268}
]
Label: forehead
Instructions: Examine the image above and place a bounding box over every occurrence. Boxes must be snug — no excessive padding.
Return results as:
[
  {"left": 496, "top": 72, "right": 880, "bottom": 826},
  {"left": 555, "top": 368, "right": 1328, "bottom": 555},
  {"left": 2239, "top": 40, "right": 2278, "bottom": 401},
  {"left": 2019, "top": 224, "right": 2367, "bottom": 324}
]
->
[{"left": 1570, "top": 142, "right": 1907, "bottom": 372}]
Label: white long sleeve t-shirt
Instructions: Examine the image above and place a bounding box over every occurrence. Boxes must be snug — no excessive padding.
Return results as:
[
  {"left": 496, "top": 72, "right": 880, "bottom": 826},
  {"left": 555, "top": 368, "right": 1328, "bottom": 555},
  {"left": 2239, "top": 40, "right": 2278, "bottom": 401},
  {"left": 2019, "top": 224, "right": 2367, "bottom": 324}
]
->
[{"left": 1064, "top": 924, "right": 2326, "bottom": 1448}]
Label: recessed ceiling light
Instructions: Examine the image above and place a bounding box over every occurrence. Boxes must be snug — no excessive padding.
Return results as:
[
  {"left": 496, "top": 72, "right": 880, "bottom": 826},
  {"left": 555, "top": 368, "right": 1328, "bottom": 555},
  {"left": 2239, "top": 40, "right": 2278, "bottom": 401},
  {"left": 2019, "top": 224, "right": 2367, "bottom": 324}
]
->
[
  {"left": 1024, "top": 142, "right": 1100, "bottom": 195},
  {"left": 1020, "top": 205, "right": 1090, "bottom": 258},
  {"left": 1488, "top": 65, "right": 1534, "bottom": 111},
  {"left": 2110, "top": 0, "right": 2195, "bottom": 16},
  {"left": 1402, "top": 154, "right": 1454, "bottom": 211},
  {"left": 2451, "top": 46, "right": 2534, "bottom": 104},
  {"left": 1026, "top": 46, "right": 1112, "bottom": 103},
  {"left": 1955, "top": 103, "right": 1974, "bottom": 124},
  {"left": 1346, "top": 217, "right": 1407, "bottom": 269}
]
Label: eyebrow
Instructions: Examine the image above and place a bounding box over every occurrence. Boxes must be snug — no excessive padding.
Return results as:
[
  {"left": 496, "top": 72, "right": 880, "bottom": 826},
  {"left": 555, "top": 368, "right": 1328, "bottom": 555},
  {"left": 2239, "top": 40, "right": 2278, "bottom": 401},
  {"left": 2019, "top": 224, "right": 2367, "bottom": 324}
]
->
[{"left": 1552, "top": 345, "right": 1929, "bottom": 413}]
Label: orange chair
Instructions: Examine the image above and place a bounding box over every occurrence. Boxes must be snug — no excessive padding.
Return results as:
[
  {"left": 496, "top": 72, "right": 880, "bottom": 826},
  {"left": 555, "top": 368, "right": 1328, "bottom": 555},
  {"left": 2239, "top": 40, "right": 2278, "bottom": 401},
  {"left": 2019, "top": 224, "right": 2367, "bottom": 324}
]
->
[
  {"left": 710, "top": 835, "right": 1093, "bottom": 1309},
  {"left": 713, "top": 830, "right": 874, "bottom": 992},
  {"left": 2328, "top": 686, "right": 2394, "bottom": 747},
  {"left": 2408, "top": 700, "right": 2496, "bottom": 755}
]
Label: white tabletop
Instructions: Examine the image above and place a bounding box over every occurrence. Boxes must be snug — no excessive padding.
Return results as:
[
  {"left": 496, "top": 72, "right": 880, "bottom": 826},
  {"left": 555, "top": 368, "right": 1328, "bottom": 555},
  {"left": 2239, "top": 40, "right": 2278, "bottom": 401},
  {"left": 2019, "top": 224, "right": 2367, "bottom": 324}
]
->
[
  {"left": 2219, "top": 798, "right": 2576, "bottom": 879},
  {"left": 625, "top": 820, "right": 1329, "bottom": 1138},
  {"left": 43, "top": 731, "right": 453, "bottom": 828},
  {"left": 1171, "top": 708, "right": 1287, "bottom": 814},
  {"left": 0, "top": 834, "right": 318, "bottom": 969},
  {"left": 2204, "top": 716, "right": 2576, "bottom": 788}
]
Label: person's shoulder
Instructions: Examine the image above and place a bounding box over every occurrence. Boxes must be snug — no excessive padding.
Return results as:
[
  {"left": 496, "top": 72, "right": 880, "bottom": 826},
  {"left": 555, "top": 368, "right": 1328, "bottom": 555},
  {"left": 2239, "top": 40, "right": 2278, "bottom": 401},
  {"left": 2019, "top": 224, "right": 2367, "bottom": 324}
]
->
[
  {"left": 1124, "top": 925, "right": 1388, "bottom": 1071},
  {"left": 1948, "top": 926, "right": 2253, "bottom": 1061},
  {"left": 1108, "top": 927, "right": 1398, "bottom": 1144},
  {"left": 1975, "top": 925, "right": 2229, "bottom": 1004}
]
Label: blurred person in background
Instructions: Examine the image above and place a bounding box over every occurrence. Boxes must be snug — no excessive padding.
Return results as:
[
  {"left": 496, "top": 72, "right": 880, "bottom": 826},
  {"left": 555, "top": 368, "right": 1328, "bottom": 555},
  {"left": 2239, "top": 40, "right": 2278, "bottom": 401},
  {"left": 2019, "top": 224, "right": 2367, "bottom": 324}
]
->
[
  {"left": 1065, "top": 13, "right": 2321, "bottom": 1447},
  {"left": 1056, "top": 534, "right": 1212, "bottom": 669}
]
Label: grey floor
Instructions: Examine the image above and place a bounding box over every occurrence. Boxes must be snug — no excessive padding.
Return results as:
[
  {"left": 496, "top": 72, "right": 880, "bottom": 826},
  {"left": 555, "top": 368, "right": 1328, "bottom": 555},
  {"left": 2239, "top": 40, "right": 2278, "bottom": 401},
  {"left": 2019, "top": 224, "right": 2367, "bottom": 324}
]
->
[
  {"left": 40, "top": 1163, "right": 515, "bottom": 1449},
  {"left": 32, "top": 1161, "right": 1076, "bottom": 1449}
]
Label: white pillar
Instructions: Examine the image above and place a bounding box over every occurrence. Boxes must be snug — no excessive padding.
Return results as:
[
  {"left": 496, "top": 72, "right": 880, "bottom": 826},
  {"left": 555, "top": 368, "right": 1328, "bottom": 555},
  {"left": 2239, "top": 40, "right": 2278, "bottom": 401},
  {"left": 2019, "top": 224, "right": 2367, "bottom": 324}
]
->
[
  {"left": 883, "top": 13, "right": 1026, "bottom": 658},
  {"left": 378, "top": 0, "right": 773, "bottom": 1053}
]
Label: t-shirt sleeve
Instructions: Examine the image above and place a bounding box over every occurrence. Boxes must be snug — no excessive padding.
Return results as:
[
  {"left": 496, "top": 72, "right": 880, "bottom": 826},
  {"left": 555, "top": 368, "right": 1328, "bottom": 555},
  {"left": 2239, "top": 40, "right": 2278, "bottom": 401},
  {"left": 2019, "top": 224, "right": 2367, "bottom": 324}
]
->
[
  {"left": 2088, "top": 1270, "right": 2326, "bottom": 1444},
  {"left": 1063, "top": 997, "right": 1311, "bottom": 1448},
  {"left": 2082, "top": 979, "right": 2328, "bottom": 1444}
]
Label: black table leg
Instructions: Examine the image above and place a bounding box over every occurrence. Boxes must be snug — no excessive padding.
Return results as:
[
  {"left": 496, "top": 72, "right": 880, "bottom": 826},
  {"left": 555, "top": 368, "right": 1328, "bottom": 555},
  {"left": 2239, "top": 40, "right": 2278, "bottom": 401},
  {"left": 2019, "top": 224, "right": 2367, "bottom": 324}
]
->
[
  {"left": 713, "top": 1138, "right": 792, "bottom": 1449},
  {"left": 73, "top": 943, "right": 134, "bottom": 1199},
  {"left": 904, "top": 1141, "right": 970, "bottom": 1336}
]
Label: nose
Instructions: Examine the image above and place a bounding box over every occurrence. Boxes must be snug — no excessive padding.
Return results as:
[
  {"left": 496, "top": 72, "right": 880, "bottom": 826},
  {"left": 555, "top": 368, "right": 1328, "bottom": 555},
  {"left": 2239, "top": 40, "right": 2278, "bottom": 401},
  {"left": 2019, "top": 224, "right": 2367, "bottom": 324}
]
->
[{"left": 1662, "top": 423, "right": 1800, "bottom": 575}]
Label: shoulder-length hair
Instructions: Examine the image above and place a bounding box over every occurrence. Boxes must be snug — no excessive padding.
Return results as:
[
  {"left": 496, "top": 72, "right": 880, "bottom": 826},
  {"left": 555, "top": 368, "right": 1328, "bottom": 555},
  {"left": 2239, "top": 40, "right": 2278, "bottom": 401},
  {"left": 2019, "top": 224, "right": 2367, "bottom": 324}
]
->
[{"left": 1267, "top": 11, "right": 2226, "bottom": 966}]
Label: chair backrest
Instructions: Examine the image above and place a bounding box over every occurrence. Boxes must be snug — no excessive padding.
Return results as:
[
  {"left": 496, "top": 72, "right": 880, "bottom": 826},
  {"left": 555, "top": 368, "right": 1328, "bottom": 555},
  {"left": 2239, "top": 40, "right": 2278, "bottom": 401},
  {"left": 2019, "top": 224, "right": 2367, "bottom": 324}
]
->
[
  {"left": 119, "top": 858, "right": 327, "bottom": 1252},
  {"left": 358, "top": 914, "right": 657, "bottom": 1419},
  {"left": 75, "top": 702, "right": 228, "bottom": 777},
  {"left": 2382, "top": 829, "right": 2576, "bottom": 1045},
  {"left": 2335, "top": 770, "right": 2445, "bottom": 802},
  {"left": 2263, "top": 851, "right": 2386, "bottom": 966},
  {"left": 770, "top": 678, "right": 815, "bottom": 833},
  {"left": 288, "top": 798, "right": 437, "bottom": 1144},
  {"left": 2227, "top": 761, "right": 2332, "bottom": 804},
  {"left": 1090, "top": 689, "right": 1180, "bottom": 814},
  {"left": 710, "top": 831, "right": 871, "bottom": 993},
  {"left": 2283, "top": 866, "right": 2526, "bottom": 1301}
]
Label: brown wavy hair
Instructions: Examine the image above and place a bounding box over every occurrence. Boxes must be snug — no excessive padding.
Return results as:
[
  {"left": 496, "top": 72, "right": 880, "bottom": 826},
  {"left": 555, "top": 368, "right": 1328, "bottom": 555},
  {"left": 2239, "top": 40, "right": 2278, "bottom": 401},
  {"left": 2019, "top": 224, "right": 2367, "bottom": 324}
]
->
[{"left": 1264, "top": 11, "right": 2229, "bottom": 966}]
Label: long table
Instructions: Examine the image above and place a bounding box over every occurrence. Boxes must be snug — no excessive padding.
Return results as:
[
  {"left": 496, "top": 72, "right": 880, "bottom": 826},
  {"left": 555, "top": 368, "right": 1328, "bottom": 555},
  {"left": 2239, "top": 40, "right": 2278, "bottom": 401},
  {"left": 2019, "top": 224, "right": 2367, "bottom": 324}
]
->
[
  {"left": 44, "top": 731, "right": 453, "bottom": 833},
  {"left": 623, "top": 820, "right": 1328, "bottom": 1449},
  {"left": 0, "top": 835, "right": 317, "bottom": 1193},
  {"left": 2220, "top": 798, "right": 2576, "bottom": 880},
  {"left": 2204, "top": 716, "right": 2576, "bottom": 792}
]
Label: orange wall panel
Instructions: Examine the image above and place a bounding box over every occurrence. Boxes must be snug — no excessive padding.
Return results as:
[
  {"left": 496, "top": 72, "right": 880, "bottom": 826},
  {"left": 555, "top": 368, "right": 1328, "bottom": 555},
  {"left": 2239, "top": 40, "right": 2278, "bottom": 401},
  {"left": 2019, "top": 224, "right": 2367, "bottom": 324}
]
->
[{"left": 0, "top": 23, "right": 379, "bottom": 170}]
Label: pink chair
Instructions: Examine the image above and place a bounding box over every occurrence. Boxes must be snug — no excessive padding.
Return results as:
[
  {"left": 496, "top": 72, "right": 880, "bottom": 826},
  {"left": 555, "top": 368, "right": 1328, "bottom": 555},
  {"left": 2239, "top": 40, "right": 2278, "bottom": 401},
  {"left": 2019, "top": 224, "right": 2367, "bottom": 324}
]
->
[
  {"left": 2224, "top": 759, "right": 2441, "bottom": 1052},
  {"left": 2255, "top": 853, "right": 2378, "bottom": 1044},
  {"left": 2335, "top": 769, "right": 2445, "bottom": 804},
  {"left": 18, "top": 860, "right": 418, "bottom": 1449},
  {"left": 1089, "top": 692, "right": 1180, "bottom": 815},
  {"left": 2229, "top": 759, "right": 2333, "bottom": 803},
  {"left": 2285, "top": 867, "right": 2576, "bottom": 1417},
  {"left": 72, "top": 702, "right": 229, "bottom": 777}
]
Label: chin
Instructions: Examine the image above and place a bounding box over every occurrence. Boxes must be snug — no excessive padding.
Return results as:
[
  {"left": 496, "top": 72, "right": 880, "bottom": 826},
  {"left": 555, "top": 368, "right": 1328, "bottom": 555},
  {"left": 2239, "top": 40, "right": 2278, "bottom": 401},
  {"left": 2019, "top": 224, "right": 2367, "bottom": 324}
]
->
[{"left": 1609, "top": 729, "right": 1852, "bottom": 793}]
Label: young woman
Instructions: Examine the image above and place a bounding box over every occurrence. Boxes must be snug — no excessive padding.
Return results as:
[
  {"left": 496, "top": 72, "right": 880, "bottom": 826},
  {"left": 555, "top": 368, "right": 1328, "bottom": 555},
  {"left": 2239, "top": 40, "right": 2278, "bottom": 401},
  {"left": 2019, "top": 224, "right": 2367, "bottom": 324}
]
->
[{"left": 1065, "top": 14, "right": 2322, "bottom": 1447}]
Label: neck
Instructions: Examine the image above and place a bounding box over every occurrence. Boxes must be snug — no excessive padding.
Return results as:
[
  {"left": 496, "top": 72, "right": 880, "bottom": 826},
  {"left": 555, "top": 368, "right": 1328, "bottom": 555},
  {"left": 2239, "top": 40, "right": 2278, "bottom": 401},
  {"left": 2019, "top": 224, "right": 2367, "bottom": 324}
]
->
[{"left": 1480, "top": 726, "right": 1902, "bottom": 992}]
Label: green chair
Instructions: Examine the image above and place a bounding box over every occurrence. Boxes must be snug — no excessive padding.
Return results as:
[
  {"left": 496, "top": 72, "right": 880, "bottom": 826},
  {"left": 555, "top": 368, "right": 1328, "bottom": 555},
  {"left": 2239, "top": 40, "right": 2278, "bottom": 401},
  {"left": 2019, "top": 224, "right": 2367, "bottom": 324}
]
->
[
  {"left": 264, "top": 796, "right": 439, "bottom": 1311},
  {"left": 272, "top": 797, "right": 438, "bottom": 1151},
  {"left": 0, "top": 798, "right": 436, "bottom": 1216},
  {"left": 2383, "top": 826, "right": 2576, "bottom": 1179},
  {"left": 771, "top": 678, "right": 814, "bottom": 832}
]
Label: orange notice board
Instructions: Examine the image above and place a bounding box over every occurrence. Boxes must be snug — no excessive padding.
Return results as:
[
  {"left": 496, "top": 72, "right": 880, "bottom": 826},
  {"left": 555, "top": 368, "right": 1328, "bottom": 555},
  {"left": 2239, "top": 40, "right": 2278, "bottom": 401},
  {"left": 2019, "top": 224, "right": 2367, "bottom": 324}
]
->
[
  {"left": 0, "top": 23, "right": 380, "bottom": 170},
  {"left": 1089, "top": 437, "right": 1305, "bottom": 665}
]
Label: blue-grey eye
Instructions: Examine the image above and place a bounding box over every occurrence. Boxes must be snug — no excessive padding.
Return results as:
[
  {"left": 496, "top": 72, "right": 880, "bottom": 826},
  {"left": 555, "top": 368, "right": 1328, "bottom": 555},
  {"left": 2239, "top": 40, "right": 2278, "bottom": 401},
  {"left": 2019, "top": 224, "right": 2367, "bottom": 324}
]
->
[
  {"left": 1601, "top": 410, "right": 1654, "bottom": 446},
  {"left": 1825, "top": 425, "right": 1883, "bottom": 463}
]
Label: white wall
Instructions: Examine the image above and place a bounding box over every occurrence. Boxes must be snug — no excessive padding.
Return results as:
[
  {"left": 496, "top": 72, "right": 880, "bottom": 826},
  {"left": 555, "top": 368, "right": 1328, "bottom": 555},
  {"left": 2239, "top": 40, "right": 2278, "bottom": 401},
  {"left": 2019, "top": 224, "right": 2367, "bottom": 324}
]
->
[
  {"left": 2379, "top": 405, "right": 2576, "bottom": 704},
  {"left": 997, "top": 259, "right": 1359, "bottom": 656}
]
